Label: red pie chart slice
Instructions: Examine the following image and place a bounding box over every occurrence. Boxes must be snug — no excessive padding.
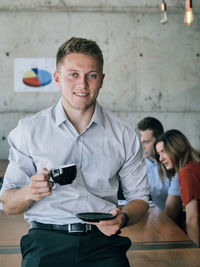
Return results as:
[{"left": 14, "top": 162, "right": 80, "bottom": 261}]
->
[{"left": 23, "top": 77, "right": 41, "bottom": 87}]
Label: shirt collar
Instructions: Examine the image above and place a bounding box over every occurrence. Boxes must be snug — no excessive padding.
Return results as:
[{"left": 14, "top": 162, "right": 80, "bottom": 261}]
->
[
  {"left": 54, "top": 99, "right": 105, "bottom": 128},
  {"left": 146, "top": 157, "right": 157, "bottom": 166},
  {"left": 54, "top": 99, "right": 68, "bottom": 127},
  {"left": 90, "top": 101, "right": 105, "bottom": 128}
]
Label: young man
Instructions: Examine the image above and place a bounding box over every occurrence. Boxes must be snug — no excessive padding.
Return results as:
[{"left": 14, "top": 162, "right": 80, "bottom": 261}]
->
[
  {"left": 0, "top": 37, "right": 149, "bottom": 267},
  {"left": 137, "top": 117, "right": 181, "bottom": 221}
]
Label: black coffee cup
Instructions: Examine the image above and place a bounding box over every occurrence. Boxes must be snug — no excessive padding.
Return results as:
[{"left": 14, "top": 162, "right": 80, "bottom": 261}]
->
[{"left": 50, "top": 164, "right": 77, "bottom": 185}]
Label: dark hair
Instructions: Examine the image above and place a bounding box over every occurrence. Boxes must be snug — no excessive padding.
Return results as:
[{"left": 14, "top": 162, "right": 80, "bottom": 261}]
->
[
  {"left": 137, "top": 117, "right": 164, "bottom": 139},
  {"left": 154, "top": 129, "right": 200, "bottom": 179},
  {"left": 56, "top": 37, "right": 104, "bottom": 71}
]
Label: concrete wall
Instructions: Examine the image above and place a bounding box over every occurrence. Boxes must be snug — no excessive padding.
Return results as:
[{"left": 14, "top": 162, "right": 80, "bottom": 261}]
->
[{"left": 0, "top": 0, "right": 200, "bottom": 158}]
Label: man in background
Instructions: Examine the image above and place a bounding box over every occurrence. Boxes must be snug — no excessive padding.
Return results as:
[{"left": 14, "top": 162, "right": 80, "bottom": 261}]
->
[{"left": 137, "top": 117, "right": 182, "bottom": 222}]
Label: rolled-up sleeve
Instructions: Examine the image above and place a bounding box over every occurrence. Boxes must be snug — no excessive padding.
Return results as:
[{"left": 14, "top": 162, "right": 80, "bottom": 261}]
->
[
  {"left": 118, "top": 128, "right": 149, "bottom": 203},
  {"left": 0, "top": 119, "right": 36, "bottom": 195},
  {"left": 168, "top": 174, "right": 180, "bottom": 196}
]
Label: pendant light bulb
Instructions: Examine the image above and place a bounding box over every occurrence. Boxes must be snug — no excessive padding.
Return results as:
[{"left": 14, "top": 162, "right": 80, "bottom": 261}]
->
[
  {"left": 184, "top": 0, "right": 194, "bottom": 26},
  {"left": 160, "top": 1, "right": 168, "bottom": 24}
]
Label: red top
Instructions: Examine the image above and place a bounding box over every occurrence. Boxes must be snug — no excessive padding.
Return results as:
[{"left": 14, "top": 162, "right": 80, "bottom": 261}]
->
[{"left": 178, "top": 162, "right": 200, "bottom": 212}]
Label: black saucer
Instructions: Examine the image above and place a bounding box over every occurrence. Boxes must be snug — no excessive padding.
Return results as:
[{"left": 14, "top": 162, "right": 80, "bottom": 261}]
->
[{"left": 76, "top": 212, "right": 116, "bottom": 222}]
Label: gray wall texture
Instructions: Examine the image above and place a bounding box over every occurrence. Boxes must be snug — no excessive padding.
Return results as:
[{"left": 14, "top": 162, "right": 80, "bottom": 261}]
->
[{"left": 0, "top": 0, "right": 200, "bottom": 159}]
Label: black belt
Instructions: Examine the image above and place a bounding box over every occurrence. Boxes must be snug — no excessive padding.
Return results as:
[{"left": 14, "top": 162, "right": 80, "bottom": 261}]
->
[{"left": 30, "top": 221, "right": 98, "bottom": 233}]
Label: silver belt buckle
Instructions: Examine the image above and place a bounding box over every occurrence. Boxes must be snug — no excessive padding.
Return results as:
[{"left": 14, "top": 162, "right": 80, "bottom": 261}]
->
[
  {"left": 85, "top": 224, "right": 92, "bottom": 232},
  {"left": 67, "top": 224, "right": 91, "bottom": 233},
  {"left": 68, "top": 224, "right": 81, "bottom": 233}
]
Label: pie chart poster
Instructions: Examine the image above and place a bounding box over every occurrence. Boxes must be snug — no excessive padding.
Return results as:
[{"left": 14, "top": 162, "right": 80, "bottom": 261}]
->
[{"left": 14, "top": 58, "right": 59, "bottom": 92}]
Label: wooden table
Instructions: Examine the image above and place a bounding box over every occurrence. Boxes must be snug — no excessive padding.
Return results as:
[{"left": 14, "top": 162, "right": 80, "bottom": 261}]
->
[
  {"left": 0, "top": 211, "right": 29, "bottom": 267},
  {"left": 0, "top": 207, "right": 199, "bottom": 267},
  {"left": 121, "top": 206, "right": 200, "bottom": 267}
]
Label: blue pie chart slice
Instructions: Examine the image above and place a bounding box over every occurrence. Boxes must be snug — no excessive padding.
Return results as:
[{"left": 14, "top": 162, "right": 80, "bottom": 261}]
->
[{"left": 23, "top": 68, "right": 52, "bottom": 87}]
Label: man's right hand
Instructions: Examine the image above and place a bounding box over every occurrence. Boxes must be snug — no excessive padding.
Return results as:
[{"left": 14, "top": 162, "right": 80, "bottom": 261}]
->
[
  {"left": 1, "top": 168, "right": 54, "bottom": 215},
  {"left": 27, "top": 168, "right": 54, "bottom": 201}
]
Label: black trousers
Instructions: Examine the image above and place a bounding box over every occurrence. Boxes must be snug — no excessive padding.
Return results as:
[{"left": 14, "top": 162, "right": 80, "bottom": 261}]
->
[{"left": 20, "top": 228, "right": 131, "bottom": 267}]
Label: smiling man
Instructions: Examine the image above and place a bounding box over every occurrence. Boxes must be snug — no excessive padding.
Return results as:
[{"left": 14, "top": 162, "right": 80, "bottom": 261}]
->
[
  {"left": 54, "top": 50, "right": 105, "bottom": 133},
  {"left": 0, "top": 37, "right": 149, "bottom": 267}
]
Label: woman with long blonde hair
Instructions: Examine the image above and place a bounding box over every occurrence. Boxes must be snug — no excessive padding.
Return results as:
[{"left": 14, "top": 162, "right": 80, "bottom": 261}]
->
[{"left": 154, "top": 129, "right": 200, "bottom": 246}]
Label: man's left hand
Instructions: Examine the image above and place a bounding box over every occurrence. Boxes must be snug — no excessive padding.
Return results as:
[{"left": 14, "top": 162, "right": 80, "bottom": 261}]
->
[{"left": 88, "top": 208, "right": 126, "bottom": 236}]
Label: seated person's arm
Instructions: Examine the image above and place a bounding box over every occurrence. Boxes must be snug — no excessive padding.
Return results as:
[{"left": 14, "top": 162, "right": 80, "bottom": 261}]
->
[
  {"left": 164, "top": 194, "right": 182, "bottom": 221},
  {"left": 0, "top": 168, "right": 53, "bottom": 215},
  {"left": 185, "top": 199, "right": 199, "bottom": 246}
]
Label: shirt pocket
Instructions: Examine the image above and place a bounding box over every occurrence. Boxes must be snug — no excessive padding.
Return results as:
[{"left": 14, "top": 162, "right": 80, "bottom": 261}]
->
[{"left": 81, "top": 154, "right": 122, "bottom": 193}]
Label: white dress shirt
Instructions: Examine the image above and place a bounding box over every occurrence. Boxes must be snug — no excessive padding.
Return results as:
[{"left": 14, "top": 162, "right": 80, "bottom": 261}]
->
[{"left": 0, "top": 99, "right": 149, "bottom": 224}]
